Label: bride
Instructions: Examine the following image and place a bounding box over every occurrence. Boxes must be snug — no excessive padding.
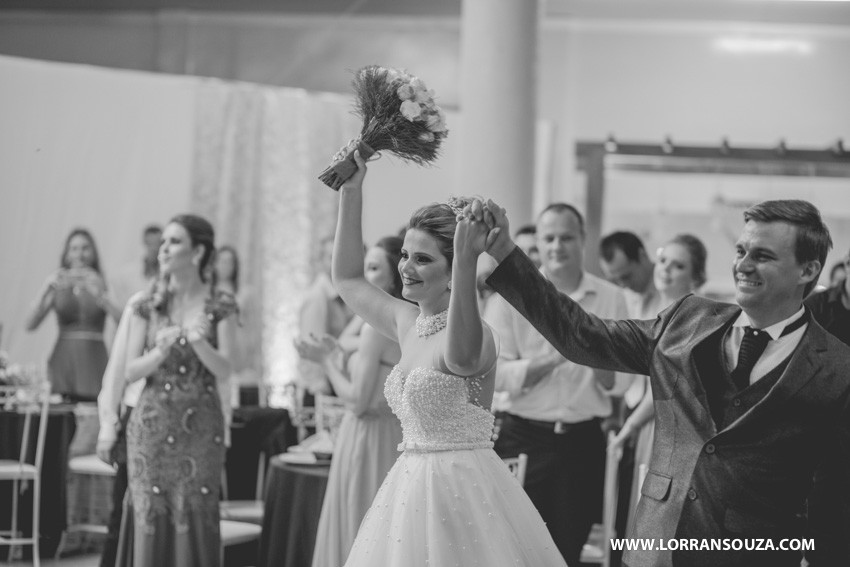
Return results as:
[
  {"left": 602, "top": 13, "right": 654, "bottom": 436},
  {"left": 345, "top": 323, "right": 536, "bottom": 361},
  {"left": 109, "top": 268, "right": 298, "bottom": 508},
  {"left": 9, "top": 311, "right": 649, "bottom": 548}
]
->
[{"left": 333, "top": 151, "right": 567, "bottom": 566}]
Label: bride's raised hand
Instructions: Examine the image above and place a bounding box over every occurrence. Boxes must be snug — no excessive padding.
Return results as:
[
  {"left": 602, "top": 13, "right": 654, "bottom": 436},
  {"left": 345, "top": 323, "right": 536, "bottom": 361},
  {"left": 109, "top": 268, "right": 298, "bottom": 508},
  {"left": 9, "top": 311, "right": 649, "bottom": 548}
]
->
[
  {"left": 454, "top": 215, "right": 489, "bottom": 261},
  {"left": 339, "top": 150, "right": 368, "bottom": 192}
]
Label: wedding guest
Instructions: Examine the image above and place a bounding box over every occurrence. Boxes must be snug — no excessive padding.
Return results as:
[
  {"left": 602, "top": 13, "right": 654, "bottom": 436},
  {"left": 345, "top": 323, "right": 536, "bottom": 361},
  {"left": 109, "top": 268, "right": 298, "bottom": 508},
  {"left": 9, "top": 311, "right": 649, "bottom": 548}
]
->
[
  {"left": 96, "top": 227, "right": 162, "bottom": 567},
  {"left": 609, "top": 234, "right": 708, "bottom": 537},
  {"left": 599, "top": 231, "right": 660, "bottom": 319},
  {"left": 486, "top": 203, "right": 629, "bottom": 564},
  {"left": 114, "top": 214, "right": 237, "bottom": 566},
  {"left": 514, "top": 224, "right": 541, "bottom": 268},
  {"left": 111, "top": 224, "right": 162, "bottom": 309},
  {"left": 25, "top": 228, "right": 121, "bottom": 402},
  {"left": 480, "top": 198, "right": 850, "bottom": 567},
  {"left": 298, "top": 234, "right": 355, "bottom": 397},
  {"left": 827, "top": 259, "right": 847, "bottom": 289},
  {"left": 296, "top": 235, "right": 405, "bottom": 567},
  {"left": 214, "top": 245, "right": 261, "bottom": 410}
]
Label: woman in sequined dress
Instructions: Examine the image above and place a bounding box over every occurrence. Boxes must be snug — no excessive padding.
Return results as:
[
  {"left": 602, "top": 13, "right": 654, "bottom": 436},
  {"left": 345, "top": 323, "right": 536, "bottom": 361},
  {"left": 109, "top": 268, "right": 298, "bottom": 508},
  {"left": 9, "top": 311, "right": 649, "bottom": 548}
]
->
[
  {"left": 296, "top": 236, "right": 405, "bottom": 567},
  {"left": 332, "top": 151, "right": 567, "bottom": 567},
  {"left": 115, "top": 214, "right": 237, "bottom": 567},
  {"left": 25, "top": 228, "right": 122, "bottom": 401}
]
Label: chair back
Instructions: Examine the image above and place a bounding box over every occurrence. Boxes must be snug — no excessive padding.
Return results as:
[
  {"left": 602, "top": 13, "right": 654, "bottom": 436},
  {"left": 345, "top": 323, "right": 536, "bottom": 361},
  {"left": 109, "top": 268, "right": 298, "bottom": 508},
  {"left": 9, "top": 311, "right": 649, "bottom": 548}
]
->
[
  {"left": 0, "top": 381, "right": 51, "bottom": 472},
  {"left": 315, "top": 394, "right": 347, "bottom": 442},
  {"left": 502, "top": 453, "right": 528, "bottom": 487},
  {"left": 602, "top": 430, "right": 623, "bottom": 567}
]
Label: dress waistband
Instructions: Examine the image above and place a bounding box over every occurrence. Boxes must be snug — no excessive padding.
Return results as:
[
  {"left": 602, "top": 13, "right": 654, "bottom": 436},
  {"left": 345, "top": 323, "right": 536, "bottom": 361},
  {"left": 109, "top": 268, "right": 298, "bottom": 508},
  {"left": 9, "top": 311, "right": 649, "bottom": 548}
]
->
[
  {"left": 398, "top": 440, "right": 494, "bottom": 453},
  {"left": 59, "top": 330, "right": 104, "bottom": 341}
]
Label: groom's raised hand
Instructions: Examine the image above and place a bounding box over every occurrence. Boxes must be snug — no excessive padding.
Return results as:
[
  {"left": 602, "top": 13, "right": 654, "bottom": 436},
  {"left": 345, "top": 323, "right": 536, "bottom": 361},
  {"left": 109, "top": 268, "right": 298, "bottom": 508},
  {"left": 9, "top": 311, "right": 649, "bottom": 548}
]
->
[{"left": 482, "top": 199, "right": 515, "bottom": 263}]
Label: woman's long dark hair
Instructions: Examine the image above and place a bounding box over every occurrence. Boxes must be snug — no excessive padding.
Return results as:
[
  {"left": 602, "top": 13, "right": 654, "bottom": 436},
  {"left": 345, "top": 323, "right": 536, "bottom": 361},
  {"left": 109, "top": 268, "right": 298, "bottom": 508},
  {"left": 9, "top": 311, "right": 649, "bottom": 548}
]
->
[
  {"left": 60, "top": 228, "right": 102, "bottom": 275},
  {"left": 150, "top": 214, "right": 216, "bottom": 314},
  {"left": 374, "top": 236, "right": 404, "bottom": 300},
  {"left": 214, "top": 245, "right": 240, "bottom": 294}
]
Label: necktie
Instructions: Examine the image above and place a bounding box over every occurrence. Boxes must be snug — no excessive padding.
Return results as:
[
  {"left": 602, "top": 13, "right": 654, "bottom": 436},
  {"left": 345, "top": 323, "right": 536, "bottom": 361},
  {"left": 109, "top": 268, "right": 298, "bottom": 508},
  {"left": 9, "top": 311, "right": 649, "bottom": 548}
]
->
[
  {"left": 731, "top": 327, "right": 771, "bottom": 391},
  {"left": 731, "top": 314, "right": 808, "bottom": 391}
]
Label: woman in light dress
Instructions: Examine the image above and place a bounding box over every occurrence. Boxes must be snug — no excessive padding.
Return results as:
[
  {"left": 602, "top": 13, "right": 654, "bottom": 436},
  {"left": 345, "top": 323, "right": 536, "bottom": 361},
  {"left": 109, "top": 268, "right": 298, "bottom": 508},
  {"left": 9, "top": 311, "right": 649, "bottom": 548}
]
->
[
  {"left": 333, "top": 151, "right": 567, "bottom": 567},
  {"left": 297, "top": 236, "right": 405, "bottom": 567},
  {"left": 609, "top": 234, "right": 708, "bottom": 535}
]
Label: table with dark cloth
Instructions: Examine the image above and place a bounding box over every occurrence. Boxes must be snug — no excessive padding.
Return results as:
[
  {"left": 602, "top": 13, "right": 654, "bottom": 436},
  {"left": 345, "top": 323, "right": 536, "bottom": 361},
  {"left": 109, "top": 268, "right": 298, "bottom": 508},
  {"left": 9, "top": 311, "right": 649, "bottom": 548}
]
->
[
  {"left": 0, "top": 403, "right": 77, "bottom": 558},
  {"left": 259, "top": 456, "right": 330, "bottom": 567},
  {"left": 226, "top": 406, "right": 298, "bottom": 500}
]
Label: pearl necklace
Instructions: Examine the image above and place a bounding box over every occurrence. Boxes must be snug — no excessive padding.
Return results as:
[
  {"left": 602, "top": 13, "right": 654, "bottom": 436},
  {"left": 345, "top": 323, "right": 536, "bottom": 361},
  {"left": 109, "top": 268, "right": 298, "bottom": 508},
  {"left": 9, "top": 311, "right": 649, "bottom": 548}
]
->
[{"left": 416, "top": 309, "right": 448, "bottom": 338}]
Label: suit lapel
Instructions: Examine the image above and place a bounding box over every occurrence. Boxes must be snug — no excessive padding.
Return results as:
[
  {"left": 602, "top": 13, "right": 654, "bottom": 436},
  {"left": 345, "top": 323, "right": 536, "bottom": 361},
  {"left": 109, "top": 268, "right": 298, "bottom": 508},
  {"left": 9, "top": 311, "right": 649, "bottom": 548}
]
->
[{"left": 685, "top": 303, "right": 742, "bottom": 436}]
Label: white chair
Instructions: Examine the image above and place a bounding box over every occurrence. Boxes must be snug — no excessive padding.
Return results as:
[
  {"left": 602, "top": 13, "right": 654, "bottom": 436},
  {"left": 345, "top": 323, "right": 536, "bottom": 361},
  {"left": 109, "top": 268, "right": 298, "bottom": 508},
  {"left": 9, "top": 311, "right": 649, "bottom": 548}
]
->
[
  {"left": 220, "top": 519, "right": 262, "bottom": 566},
  {"left": 0, "top": 382, "right": 51, "bottom": 567},
  {"left": 54, "top": 453, "right": 117, "bottom": 558},
  {"left": 220, "top": 451, "right": 266, "bottom": 525},
  {"left": 502, "top": 453, "right": 529, "bottom": 487},
  {"left": 580, "top": 430, "right": 622, "bottom": 567}
]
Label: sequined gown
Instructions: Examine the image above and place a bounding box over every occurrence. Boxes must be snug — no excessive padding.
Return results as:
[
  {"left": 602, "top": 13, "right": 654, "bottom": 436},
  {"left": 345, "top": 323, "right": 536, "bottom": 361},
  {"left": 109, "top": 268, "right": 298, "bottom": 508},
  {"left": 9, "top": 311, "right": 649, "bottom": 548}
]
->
[
  {"left": 343, "top": 342, "right": 568, "bottom": 566},
  {"left": 116, "top": 292, "right": 237, "bottom": 567}
]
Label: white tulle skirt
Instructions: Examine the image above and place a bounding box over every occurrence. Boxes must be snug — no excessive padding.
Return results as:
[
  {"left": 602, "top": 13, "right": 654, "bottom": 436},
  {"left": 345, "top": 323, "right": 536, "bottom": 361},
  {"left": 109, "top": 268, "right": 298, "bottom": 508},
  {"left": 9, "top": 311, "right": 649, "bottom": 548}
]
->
[{"left": 343, "top": 447, "right": 568, "bottom": 567}]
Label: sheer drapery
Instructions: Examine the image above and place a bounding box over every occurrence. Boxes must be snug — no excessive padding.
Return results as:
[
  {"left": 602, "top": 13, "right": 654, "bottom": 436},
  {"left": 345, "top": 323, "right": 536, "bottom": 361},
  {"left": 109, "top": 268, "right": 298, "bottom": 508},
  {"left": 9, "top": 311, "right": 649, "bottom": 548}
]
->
[
  {"left": 191, "top": 80, "right": 358, "bottom": 400},
  {"left": 1, "top": 55, "right": 360, "bottom": 402},
  {"left": 0, "top": 55, "right": 195, "bottom": 365}
]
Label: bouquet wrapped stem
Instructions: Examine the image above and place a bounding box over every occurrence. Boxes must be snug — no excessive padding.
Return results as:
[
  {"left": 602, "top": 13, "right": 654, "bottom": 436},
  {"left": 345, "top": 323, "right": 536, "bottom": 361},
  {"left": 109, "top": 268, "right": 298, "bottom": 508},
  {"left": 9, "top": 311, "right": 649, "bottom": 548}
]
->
[
  {"left": 318, "top": 66, "right": 448, "bottom": 191},
  {"left": 318, "top": 140, "right": 376, "bottom": 191}
]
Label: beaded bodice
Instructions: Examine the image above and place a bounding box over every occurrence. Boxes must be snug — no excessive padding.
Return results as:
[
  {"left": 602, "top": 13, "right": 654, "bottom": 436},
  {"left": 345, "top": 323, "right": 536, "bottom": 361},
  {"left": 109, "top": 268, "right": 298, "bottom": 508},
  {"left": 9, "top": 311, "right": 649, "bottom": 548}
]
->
[{"left": 385, "top": 365, "right": 495, "bottom": 453}]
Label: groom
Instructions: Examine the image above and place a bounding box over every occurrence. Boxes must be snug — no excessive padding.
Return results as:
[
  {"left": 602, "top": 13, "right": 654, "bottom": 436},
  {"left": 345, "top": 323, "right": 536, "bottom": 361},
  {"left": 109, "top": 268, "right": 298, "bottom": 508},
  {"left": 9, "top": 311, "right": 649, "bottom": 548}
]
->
[{"left": 475, "top": 198, "right": 850, "bottom": 567}]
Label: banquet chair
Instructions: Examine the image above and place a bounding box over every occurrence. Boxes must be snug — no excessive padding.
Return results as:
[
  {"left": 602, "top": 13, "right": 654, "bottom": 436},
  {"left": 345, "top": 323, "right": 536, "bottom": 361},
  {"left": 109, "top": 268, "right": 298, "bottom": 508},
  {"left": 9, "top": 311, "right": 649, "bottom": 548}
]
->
[
  {"left": 220, "top": 519, "right": 262, "bottom": 566},
  {"left": 580, "top": 430, "right": 622, "bottom": 567},
  {"left": 0, "top": 382, "right": 51, "bottom": 567},
  {"left": 502, "top": 453, "right": 528, "bottom": 487},
  {"left": 220, "top": 450, "right": 267, "bottom": 525},
  {"left": 54, "top": 453, "right": 117, "bottom": 557}
]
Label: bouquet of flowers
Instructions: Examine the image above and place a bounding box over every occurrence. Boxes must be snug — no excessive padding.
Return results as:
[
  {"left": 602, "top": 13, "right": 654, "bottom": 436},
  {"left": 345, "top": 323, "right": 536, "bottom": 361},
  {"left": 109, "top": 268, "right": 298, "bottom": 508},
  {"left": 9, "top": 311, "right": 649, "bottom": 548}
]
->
[{"left": 318, "top": 65, "right": 448, "bottom": 190}]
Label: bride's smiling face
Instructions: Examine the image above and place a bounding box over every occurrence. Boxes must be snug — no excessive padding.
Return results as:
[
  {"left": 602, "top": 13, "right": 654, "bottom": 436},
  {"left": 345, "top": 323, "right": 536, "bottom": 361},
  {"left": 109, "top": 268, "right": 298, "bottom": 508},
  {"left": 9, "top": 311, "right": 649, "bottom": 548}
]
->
[{"left": 399, "top": 229, "right": 451, "bottom": 308}]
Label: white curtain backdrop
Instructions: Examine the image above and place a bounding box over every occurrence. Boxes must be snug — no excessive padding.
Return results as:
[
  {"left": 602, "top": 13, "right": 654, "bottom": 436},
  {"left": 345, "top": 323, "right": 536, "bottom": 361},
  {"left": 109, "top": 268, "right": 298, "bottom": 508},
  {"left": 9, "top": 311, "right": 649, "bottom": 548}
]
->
[
  {"left": 0, "top": 55, "right": 195, "bottom": 368},
  {"left": 0, "top": 55, "right": 360, "bottom": 402}
]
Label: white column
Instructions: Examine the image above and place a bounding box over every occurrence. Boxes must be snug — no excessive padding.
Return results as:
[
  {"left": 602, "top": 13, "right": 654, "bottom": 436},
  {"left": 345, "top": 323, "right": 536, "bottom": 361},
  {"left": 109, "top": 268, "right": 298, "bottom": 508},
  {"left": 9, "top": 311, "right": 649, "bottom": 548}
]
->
[{"left": 459, "top": 0, "right": 538, "bottom": 226}]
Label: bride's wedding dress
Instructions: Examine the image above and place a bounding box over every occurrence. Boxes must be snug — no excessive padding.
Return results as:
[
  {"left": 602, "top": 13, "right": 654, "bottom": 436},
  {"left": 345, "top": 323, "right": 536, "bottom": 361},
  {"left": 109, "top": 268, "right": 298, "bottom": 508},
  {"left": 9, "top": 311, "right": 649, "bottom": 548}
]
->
[{"left": 343, "top": 364, "right": 568, "bottom": 566}]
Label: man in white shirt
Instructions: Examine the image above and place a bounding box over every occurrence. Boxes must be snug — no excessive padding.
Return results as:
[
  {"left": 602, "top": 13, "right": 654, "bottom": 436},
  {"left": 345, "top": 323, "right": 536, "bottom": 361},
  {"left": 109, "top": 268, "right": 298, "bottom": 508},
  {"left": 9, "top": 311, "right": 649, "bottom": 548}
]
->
[{"left": 487, "top": 203, "right": 629, "bottom": 565}]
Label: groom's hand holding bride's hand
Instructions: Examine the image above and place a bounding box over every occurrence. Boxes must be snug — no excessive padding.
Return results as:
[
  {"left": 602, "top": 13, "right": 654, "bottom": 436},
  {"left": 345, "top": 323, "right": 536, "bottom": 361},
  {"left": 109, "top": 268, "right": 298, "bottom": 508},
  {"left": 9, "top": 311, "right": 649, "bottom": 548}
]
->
[{"left": 463, "top": 198, "right": 515, "bottom": 264}]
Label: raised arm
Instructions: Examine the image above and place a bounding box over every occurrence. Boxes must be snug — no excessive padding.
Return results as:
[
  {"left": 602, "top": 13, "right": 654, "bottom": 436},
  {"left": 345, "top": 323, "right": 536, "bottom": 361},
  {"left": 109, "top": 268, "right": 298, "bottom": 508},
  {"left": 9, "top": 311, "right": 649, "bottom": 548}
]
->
[
  {"left": 480, "top": 199, "right": 657, "bottom": 376},
  {"left": 25, "top": 272, "right": 59, "bottom": 331},
  {"left": 443, "top": 216, "right": 496, "bottom": 377},
  {"left": 333, "top": 151, "right": 413, "bottom": 341}
]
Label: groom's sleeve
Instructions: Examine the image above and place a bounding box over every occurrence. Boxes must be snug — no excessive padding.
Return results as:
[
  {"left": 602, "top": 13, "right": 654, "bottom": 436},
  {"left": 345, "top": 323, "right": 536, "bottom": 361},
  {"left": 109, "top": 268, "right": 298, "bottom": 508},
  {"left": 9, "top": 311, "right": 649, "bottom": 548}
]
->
[{"left": 486, "top": 247, "right": 655, "bottom": 377}]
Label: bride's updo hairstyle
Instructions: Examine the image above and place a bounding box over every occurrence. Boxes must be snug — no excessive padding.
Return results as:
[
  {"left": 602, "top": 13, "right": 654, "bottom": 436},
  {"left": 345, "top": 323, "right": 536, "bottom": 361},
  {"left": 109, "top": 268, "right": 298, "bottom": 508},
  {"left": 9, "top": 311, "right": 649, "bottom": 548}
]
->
[{"left": 407, "top": 196, "right": 473, "bottom": 267}]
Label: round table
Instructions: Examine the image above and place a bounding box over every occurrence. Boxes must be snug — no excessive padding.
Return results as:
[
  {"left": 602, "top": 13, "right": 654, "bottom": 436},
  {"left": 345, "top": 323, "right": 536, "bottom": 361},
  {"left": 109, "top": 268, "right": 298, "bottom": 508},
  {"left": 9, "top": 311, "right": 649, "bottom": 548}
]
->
[{"left": 259, "top": 455, "right": 330, "bottom": 567}]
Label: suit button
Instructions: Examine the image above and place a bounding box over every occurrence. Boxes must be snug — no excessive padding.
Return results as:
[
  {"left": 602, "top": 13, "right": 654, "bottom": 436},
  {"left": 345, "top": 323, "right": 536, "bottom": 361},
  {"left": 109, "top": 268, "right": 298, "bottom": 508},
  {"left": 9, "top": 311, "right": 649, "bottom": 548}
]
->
[
  {"left": 705, "top": 443, "right": 716, "bottom": 454},
  {"left": 687, "top": 488, "right": 698, "bottom": 501},
  {"left": 733, "top": 399, "right": 742, "bottom": 407}
]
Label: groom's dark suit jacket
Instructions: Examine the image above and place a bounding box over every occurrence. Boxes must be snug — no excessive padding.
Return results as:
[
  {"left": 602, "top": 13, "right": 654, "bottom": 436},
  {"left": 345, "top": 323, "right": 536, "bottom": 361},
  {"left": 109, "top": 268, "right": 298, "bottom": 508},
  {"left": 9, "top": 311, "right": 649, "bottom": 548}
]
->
[{"left": 488, "top": 249, "right": 850, "bottom": 567}]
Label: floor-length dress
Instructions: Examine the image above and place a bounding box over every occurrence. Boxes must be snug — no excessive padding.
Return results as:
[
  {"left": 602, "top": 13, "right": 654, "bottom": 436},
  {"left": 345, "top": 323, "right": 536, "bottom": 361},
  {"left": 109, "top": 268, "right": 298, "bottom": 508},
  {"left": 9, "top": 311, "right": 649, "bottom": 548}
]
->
[
  {"left": 116, "top": 292, "right": 237, "bottom": 567},
  {"left": 311, "top": 359, "right": 402, "bottom": 567},
  {"left": 343, "top": 360, "right": 568, "bottom": 567},
  {"left": 48, "top": 283, "right": 109, "bottom": 401}
]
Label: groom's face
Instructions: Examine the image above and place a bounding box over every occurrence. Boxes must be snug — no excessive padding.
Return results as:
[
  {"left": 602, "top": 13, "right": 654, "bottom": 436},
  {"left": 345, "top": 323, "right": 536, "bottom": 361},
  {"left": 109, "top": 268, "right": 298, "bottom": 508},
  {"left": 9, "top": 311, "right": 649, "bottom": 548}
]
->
[{"left": 732, "top": 220, "right": 812, "bottom": 321}]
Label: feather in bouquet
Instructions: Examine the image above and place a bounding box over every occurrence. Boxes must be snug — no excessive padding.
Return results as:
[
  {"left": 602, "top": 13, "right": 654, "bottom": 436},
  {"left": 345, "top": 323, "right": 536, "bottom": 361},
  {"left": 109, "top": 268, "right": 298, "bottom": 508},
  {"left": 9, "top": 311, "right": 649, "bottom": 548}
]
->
[{"left": 318, "top": 65, "right": 448, "bottom": 190}]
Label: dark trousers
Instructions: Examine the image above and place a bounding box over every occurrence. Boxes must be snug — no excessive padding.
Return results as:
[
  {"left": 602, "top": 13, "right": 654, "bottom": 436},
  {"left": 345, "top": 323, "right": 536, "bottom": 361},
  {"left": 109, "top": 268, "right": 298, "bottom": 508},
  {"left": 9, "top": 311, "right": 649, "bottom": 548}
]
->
[
  {"left": 494, "top": 413, "right": 605, "bottom": 566},
  {"left": 100, "top": 407, "right": 132, "bottom": 567}
]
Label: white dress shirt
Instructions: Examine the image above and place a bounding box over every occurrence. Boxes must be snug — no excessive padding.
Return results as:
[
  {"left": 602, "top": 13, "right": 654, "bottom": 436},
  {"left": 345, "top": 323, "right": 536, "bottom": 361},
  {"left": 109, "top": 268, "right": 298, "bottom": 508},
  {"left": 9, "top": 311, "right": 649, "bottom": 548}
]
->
[
  {"left": 486, "top": 270, "right": 630, "bottom": 423},
  {"left": 724, "top": 307, "right": 807, "bottom": 386}
]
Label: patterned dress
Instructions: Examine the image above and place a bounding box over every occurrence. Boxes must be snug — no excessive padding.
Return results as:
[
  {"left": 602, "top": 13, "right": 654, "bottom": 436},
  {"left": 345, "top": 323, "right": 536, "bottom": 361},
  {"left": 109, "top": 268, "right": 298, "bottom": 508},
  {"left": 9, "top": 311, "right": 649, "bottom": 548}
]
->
[{"left": 116, "top": 291, "right": 237, "bottom": 567}]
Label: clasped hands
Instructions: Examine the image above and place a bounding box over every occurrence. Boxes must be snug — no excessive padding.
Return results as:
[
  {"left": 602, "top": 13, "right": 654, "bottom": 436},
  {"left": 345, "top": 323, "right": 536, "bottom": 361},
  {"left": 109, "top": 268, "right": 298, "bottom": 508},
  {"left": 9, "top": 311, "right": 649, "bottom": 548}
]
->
[
  {"left": 454, "top": 198, "right": 515, "bottom": 262},
  {"left": 154, "top": 312, "right": 211, "bottom": 353},
  {"left": 294, "top": 333, "right": 339, "bottom": 364}
]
